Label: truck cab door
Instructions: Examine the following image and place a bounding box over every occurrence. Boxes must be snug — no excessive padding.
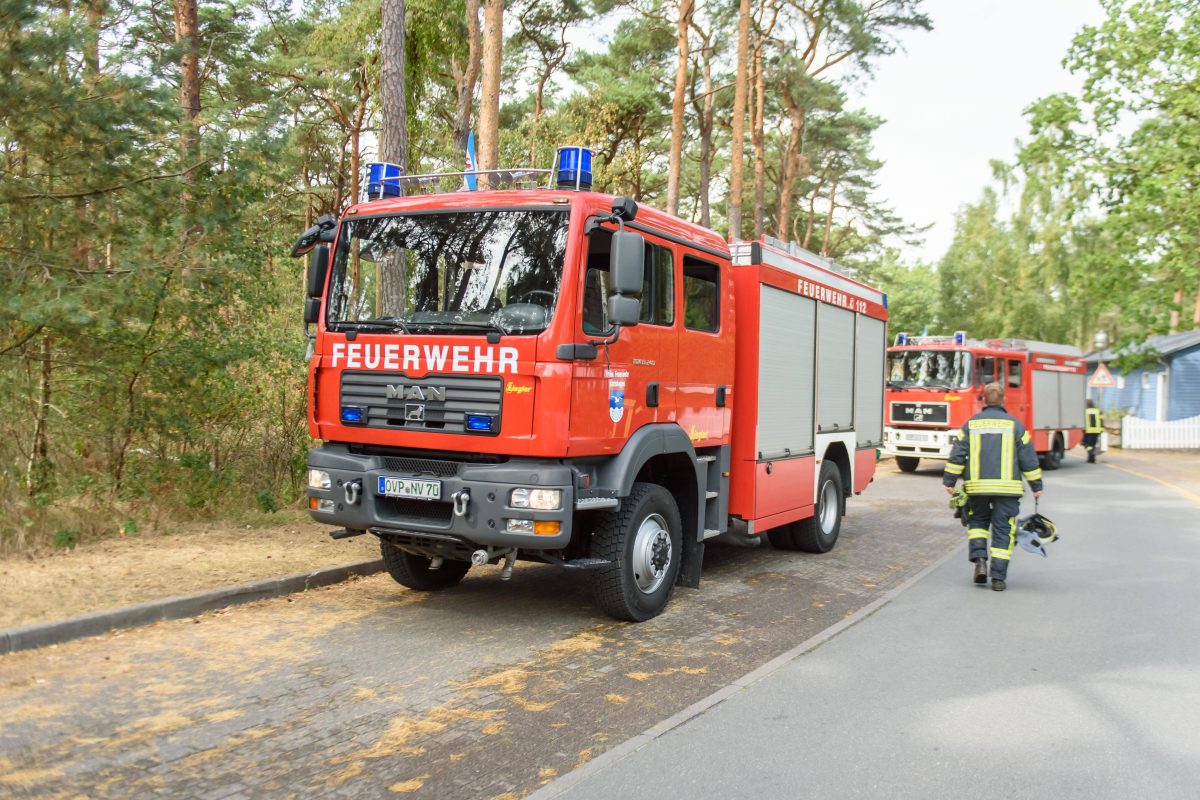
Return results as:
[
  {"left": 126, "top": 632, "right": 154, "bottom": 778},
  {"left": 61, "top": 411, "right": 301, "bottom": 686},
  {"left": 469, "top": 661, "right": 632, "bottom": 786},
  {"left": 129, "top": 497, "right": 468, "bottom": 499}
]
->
[
  {"left": 568, "top": 228, "right": 676, "bottom": 453},
  {"left": 675, "top": 255, "right": 734, "bottom": 448}
]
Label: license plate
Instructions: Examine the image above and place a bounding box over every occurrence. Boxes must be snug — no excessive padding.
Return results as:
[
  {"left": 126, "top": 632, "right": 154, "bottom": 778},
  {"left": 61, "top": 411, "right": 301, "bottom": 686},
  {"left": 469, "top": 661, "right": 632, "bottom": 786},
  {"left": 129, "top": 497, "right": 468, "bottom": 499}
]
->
[
  {"left": 377, "top": 476, "right": 442, "bottom": 501},
  {"left": 905, "top": 432, "right": 930, "bottom": 443}
]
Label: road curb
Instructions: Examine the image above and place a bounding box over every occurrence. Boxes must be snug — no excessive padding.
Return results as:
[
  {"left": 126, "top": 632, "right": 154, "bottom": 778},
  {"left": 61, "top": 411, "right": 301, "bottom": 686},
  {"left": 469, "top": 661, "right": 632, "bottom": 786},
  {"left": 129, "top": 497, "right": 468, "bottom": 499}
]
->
[
  {"left": 526, "top": 541, "right": 966, "bottom": 800},
  {"left": 0, "top": 559, "right": 384, "bottom": 656}
]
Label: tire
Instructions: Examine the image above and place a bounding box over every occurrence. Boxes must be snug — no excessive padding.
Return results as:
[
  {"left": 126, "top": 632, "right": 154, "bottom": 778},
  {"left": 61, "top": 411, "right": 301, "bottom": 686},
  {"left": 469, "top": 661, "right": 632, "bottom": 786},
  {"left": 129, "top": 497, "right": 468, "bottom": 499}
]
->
[
  {"left": 771, "top": 461, "right": 843, "bottom": 553},
  {"left": 380, "top": 540, "right": 470, "bottom": 591},
  {"left": 1042, "top": 435, "right": 1064, "bottom": 471},
  {"left": 895, "top": 456, "right": 920, "bottom": 473},
  {"left": 589, "top": 482, "right": 683, "bottom": 622}
]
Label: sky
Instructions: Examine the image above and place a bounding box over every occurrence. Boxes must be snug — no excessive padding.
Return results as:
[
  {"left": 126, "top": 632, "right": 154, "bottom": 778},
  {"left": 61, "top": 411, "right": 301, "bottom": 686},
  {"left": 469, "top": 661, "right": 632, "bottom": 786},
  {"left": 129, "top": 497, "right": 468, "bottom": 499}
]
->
[{"left": 852, "top": 0, "right": 1107, "bottom": 263}]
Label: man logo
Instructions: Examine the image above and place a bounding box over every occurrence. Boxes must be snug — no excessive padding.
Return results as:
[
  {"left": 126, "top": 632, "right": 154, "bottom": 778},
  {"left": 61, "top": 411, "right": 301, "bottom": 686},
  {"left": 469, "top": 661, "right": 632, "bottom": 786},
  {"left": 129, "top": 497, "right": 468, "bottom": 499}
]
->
[
  {"left": 387, "top": 385, "right": 447, "bottom": 402},
  {"left": 405, "top": 404, "right": 425, "bottom": 422}
]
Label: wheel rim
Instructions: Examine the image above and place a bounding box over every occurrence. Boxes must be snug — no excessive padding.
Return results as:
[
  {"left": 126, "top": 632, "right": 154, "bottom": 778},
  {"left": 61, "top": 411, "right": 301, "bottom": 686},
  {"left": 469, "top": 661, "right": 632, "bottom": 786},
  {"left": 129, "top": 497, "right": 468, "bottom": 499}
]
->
[
  {"left": 632, "top": 512, "right": 672, "bottom": 594},
  {"left": 819, "top": 479, "right": 838, "bottom": 534}
]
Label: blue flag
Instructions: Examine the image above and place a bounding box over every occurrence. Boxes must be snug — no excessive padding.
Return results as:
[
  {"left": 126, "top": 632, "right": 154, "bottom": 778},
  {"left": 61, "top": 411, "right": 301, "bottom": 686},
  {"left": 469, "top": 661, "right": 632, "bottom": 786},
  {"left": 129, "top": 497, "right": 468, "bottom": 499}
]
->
[{"left": 464, "top": 131, "right": 478, "bottom": 191}]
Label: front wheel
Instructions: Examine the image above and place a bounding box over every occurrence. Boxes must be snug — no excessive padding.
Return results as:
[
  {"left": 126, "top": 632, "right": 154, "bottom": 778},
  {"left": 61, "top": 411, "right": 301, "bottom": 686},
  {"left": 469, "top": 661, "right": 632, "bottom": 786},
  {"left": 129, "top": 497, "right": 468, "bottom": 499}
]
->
[
  {"left": 895, "top": 456, "right": 920, "bottom": 473},
  {"left": 770, "top": 461, "right": 843, "bottom": 553},
  {"left": 1042, "top": 435, "right": 1064, "bottom": 471},
  {"left": 381, "top": 540, "right": 470, "bottom": 591},
  {"left": 590, "top": 482, "right": 683, "bottom": 622}
]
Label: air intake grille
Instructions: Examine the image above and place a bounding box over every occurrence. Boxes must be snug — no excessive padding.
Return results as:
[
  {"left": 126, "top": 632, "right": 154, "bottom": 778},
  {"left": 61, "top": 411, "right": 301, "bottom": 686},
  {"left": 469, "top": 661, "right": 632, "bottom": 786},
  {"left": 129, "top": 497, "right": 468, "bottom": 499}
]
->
[
  {"left": 381, "top": 457, "right": 460, "bottom": 477},
  {"left": 341, "top": 372, "right": 503, "bottom": 434},
  {"left": 377, "top": 498, "right": 454, "bottom": 526}
]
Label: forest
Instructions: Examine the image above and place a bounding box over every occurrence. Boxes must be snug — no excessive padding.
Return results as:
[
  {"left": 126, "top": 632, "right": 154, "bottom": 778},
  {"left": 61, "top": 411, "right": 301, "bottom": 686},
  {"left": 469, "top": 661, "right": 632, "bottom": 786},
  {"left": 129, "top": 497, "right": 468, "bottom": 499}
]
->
[{"left": 1, "top": 0, "right": 1196, "bottom": 551}]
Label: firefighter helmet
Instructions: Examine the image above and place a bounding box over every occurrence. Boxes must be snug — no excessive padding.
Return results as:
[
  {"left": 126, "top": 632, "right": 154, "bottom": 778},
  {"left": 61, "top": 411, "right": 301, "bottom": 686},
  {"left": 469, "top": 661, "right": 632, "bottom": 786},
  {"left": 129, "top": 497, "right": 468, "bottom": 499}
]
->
[{"left": 1018, "top": 513, "right": 1058, "bottom": 546}]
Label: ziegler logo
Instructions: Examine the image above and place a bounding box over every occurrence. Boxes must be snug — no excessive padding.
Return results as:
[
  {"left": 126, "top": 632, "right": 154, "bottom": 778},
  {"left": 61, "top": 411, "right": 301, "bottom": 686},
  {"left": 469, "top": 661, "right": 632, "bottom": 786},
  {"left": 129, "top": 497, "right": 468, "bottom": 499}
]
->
[
  {"left": 387, "top": 385, "right": 447, "bottom": 402},
  {"left": 505, "top": 382, "right": 532, "bottom": 395}
]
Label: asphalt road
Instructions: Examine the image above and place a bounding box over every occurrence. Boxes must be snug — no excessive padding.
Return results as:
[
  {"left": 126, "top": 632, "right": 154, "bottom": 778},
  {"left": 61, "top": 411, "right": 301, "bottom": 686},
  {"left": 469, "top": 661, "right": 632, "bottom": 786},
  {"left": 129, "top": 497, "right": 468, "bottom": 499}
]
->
[
  {"left": 534, "top": 452, "right": 1200, "bottom": 800},
  {"left": 0, "top": 459, "right": 964, "bottom": 800}
]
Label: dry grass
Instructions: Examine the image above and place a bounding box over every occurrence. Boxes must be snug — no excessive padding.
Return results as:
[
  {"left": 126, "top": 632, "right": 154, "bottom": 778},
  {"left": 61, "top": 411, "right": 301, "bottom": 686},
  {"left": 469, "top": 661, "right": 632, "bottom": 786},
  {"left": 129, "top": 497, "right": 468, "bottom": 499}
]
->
[{"left": 0, "top": 514, "right": 379, "bottom": 629}]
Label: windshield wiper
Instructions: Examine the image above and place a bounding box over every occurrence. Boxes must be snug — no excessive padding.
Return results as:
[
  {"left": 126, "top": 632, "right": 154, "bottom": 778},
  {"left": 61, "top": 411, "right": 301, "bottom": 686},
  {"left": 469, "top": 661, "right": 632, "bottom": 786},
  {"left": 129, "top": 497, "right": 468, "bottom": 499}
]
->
[{"left": 335, "top": 317, "right": 412, "bottom": 334}]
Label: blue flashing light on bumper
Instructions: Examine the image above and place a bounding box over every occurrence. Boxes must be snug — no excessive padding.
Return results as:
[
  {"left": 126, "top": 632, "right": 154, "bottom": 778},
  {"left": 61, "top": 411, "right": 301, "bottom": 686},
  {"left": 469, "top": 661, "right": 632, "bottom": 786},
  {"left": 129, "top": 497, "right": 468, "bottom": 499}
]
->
[
  {"left": 341, "top": 406, "right": 365, "bottom": 424},
  {"left": 467, "top": 414, "right": 494, "bottom": 432}
]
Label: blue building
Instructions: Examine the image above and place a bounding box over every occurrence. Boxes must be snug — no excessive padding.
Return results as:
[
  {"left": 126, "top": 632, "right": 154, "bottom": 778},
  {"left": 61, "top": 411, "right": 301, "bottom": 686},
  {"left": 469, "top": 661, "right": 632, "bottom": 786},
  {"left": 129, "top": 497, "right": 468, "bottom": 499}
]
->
[{"left": 1085, "top": 330, "right": 1200, "bottom": 421}]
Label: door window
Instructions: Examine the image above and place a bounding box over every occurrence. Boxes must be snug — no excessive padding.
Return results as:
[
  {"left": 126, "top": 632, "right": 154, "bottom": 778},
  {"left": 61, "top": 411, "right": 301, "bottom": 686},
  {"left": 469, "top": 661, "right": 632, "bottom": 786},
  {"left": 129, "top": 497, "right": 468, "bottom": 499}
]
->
[
  {"left": 1008, "top": 359, "right": 1023, "bottom": 388},
  {"left": 975, "top": 356, "right": 996, "bottom": 386},
  {"left": 683, "top": 257, "right": 720, "bottom": 332}
]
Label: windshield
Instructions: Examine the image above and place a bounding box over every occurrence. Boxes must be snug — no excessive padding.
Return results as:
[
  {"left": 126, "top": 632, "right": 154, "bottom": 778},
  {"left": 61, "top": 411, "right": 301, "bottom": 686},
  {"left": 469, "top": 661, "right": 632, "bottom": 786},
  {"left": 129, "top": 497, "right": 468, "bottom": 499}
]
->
[
  {"left": 887, "top": 349, "right": 971, "bottom": 390},
  {"left": 326, "top": 209, "right": 569, "bottom": 335}
]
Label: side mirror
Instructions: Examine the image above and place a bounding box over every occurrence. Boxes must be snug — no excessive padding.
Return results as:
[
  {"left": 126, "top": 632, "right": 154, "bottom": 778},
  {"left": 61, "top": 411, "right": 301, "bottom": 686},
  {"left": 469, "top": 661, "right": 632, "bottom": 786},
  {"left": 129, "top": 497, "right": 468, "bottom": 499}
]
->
[
  {"left": 608, "top": 295, "right": 641, "bottom": 327},
  {"left": 303, "top": 296, "right": 321, "bottom": 325},
  {"left": 306, "top": 245, "right": 329, "bottom": 298},
  {"left": 609, "top": 230, "right": 644, "bottom": 297}
]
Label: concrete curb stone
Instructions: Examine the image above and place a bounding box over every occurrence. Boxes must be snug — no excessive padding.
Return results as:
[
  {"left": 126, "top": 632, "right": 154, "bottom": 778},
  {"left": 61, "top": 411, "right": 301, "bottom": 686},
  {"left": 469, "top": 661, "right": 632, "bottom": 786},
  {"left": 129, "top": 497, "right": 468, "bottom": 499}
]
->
[{"left": 0, "top": 559, "right": 384, "bottom": 656}]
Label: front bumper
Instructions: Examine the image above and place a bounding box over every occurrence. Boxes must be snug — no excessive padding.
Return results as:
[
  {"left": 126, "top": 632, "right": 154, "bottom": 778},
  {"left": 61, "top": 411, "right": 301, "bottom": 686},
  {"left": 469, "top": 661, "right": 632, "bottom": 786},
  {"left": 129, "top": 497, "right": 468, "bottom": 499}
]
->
[
  {"left": 882, "top": 426, "right": 956, "bottom": 460},
  {"left": 306, "top": 444, "right": 574, "bottom": 550}
]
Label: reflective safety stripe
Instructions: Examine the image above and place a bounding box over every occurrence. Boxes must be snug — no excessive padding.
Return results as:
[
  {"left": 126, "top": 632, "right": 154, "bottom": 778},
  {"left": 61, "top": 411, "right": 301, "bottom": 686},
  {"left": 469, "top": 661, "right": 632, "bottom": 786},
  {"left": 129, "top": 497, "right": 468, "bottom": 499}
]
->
[
  {"left": 1023, "top": 468, "right": 1043, "bottom": 481},
  {"left": 944, "top": 462, "right": 965, "bottom": 475},
  {"left": 964, "top": 479, "right": 1023, "bottom": 495},
  {"left": 969, "top": 433, "right": 981, "bottom": 481},
  {"left": 968, "top": 528, "right": 990, "bottom": 540},
  {"left": 1086, "top": 409, "right": 1103, "bottom": 433},
  {"left": 1000, "top": 430, "right": 1014, "bottom": 482},
  {"left": 1021, "top": 430, "right": 1031, "bottom": 445},
  {"left": 990, "top": 516, "right": 1017, "bottom": 561}
]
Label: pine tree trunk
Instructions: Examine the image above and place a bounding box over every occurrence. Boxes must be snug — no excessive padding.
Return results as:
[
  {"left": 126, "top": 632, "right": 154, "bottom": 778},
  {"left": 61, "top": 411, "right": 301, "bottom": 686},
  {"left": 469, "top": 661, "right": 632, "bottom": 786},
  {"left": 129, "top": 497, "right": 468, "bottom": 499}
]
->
[
  {"left": 173, "top": 0, "right": 200, "bottom": 225},
  {"left": 453, "top": 0, "right": 481, "bottom": 152},
  {"left": 775, "top": 96, "right": 805, "bottom": 239},
  {"left": 821, "top": 179, "right": 838, "bottom": 256},
  {"left": 27, "top": 334, "right": 52, "bottom": 498},
  {"left": 727, "top": 0, "right": 750, "bottom": 240},
  {"left": 379, "top": 0, "right": 408, "bottom": 317},
  {"left": 752, "top": 44, "right": 765, "bottom": 239},
  {"left": 380, "top": 0, "right": 408, "bottom": 169},
  {"left": 667, "top": 0, "right": 694, "bottom": 217},
  {"left": 697, "top": 49, "right": 714, "bottom": 229},
  {"left": 478, "top": 0, "right": 504, "bottom": 188}
]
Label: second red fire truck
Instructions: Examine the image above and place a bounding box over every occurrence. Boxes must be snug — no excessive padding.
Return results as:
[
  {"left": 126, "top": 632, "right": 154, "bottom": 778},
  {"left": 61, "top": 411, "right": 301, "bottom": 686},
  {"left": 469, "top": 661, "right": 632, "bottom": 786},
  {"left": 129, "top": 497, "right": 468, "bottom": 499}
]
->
[
  {"left": 882, "top": 333, "right": 1086, "bottom": 473},
  {"left": 297, "top": 147, "right": 888, "bottom": 621}
]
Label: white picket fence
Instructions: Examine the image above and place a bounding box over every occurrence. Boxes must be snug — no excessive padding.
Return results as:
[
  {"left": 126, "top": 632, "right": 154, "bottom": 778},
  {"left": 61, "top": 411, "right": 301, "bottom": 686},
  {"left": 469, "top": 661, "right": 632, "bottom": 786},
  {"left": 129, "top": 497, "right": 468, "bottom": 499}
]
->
[{"left": 1121, "top": 415, "right": 1200, "bottom": 449}]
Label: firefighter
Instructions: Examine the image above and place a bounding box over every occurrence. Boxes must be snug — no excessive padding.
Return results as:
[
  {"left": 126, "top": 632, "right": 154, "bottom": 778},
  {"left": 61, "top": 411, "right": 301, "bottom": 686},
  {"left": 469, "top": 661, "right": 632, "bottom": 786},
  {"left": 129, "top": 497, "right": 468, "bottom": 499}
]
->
[
  {"left": 942, "top": 382, "right": 1043, "bottom": 592},
  {"left": 1084, "top": 400, "right": 1104, "bottom": 463}
]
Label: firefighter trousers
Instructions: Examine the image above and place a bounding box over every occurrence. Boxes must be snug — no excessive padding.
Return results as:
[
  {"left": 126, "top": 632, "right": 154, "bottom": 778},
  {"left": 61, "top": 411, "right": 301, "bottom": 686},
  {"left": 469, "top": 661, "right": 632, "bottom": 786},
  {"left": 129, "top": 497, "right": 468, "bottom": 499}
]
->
[
  {"left": 965, "top": 495, "right": 1021, "bottom": 581},
  {"left": 1083, "top": 433, "right": 1100, "bottom": 462}
]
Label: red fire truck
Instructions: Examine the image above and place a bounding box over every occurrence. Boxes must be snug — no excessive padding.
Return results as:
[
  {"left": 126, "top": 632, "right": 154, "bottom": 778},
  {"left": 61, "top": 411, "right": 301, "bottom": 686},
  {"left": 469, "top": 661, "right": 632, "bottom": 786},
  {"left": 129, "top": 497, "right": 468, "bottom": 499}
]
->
[
  {"left": 882, "top": 333, "right": 1086, "bottom": 473},
  {"left": 295, "top": 148, "right": 888, "bottom": 621}
]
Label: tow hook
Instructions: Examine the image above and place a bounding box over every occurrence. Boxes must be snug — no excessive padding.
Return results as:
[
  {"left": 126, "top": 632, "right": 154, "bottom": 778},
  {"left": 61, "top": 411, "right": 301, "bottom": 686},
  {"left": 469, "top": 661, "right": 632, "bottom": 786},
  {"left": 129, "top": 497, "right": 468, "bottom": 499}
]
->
[
  {"left": 470, "top": 547, "right": 519, "bottom": 580},
  {"left": 344, "top": 479, "right": 362, "bottom": 506},
  {"left": 452, "top": 488, "right": 471, "bottom": 517}
]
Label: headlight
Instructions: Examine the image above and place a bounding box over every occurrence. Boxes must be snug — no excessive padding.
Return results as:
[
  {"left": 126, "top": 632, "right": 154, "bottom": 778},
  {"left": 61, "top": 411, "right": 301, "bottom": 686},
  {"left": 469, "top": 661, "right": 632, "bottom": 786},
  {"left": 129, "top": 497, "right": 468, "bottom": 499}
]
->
[
  {"left": 308, "top": 469, "right": 332, "bottom": 490},
  {"left": 510, "top": 488, "right": 562, "bottom": 510}
]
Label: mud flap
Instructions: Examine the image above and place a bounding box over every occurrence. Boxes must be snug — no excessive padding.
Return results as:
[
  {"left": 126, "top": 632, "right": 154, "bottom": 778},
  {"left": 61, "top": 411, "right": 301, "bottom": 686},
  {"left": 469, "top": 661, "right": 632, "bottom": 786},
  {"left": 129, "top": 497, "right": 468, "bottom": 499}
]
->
[{"left": 678, "top": 539, "right": 704, "bottom": 589}]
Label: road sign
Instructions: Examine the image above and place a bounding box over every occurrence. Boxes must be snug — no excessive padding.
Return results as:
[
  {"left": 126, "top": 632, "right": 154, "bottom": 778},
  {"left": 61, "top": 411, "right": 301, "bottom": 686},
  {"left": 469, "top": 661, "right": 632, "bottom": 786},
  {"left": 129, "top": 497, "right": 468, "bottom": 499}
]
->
[{"left": 1088, "top": 362, "right": 1116, "bottom": 388}]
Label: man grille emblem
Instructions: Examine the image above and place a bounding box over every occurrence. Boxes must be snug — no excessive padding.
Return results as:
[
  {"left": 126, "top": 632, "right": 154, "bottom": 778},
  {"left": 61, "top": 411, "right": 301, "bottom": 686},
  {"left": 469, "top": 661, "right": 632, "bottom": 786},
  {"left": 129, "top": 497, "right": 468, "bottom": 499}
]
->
[
  {"left": 387, "top": 384, "right": 447, "bottom": 402},
  {"left": 405, "top": 404, "right": 425, "bottom": 422}
]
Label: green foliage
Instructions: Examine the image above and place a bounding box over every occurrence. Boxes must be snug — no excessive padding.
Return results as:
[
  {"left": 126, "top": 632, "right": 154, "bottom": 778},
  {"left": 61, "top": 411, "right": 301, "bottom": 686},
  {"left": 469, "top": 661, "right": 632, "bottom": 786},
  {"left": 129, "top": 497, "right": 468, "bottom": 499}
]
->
[{"left": 53, "top": 528, "right": 80, "bottom": 549}]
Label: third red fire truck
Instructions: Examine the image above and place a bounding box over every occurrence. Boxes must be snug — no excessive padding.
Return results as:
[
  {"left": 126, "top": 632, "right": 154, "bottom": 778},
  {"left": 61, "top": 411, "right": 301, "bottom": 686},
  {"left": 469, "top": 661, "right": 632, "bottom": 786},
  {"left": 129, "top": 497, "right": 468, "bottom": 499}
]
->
[
  {"left": 882, "top": 333, "right": 1086, "bottom": 473},
  {"left": 296, "top": 147, "right": 888, "bottom": 621}
]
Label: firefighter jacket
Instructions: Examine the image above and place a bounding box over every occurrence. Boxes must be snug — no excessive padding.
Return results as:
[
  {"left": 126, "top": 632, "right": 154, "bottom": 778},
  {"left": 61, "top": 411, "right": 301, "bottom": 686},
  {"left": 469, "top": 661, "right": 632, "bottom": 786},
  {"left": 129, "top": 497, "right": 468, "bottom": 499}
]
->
[
  {"left": 1086, "top": 407, "right": 1103, "bottom": 434},
  {"left": 942, "top": 404, "right": 1043, "bottom": 496}
]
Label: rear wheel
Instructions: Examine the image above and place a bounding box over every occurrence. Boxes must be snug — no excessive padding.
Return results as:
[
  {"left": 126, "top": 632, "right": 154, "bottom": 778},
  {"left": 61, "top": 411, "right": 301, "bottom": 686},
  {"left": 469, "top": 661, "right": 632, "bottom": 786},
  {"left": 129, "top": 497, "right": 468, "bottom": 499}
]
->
[
  {"left": 895, "top": 456, "right": 920, "bottom": 473},
  {"left": 1042, "top": 435, "right": 1064, "bottom": 471},
  {"left": 590, "top": 482, "right": 682, "bottom": 622},
  {"left": 380, "top": 540, "right": 470, "bottom": 591},
  {"left": 769, "top": 461, "right": 843, "bottom": 554}
]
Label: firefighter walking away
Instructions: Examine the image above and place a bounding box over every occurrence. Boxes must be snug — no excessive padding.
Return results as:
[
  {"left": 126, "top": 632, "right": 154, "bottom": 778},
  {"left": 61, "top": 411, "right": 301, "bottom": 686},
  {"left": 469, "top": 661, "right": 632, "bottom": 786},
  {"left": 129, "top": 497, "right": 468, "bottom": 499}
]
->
[
  {"left": 942, "top": 382, "right": 1043, "bottom": 591},
  {"left": 1084, "top": 400, "right": 1103, "bottom": 463}
]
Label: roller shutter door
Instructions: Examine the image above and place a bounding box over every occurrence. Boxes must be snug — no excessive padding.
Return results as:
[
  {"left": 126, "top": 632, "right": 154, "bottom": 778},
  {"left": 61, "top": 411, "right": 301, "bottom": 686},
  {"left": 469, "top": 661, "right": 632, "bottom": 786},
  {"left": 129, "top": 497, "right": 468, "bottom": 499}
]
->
[
  {"left": 757, "top": 285, "right": 815, "bottom": 458},
  {"left": 817, "top": 304, "right": 855, "bottom": 431}
]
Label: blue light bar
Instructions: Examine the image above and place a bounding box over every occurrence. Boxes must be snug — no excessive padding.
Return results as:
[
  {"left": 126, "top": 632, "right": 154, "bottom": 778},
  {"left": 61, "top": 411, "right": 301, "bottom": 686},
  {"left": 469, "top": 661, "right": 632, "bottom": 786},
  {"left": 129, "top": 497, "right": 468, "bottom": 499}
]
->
[
  {"left": 341, "top": 406, "right": 365, "bottom": 424},
  {"left": 366, "top": 162, "right": 402, "bottom": 199},
  {"left": 896, "top": 333, "right": 909, "bottom": 345},
  {"left": 466, "top": 414, "right": 493, "bottom": 432},
  {"left": 954, "top": 330, "right": 967, "bottom": 345},
  {"left": 556, "top": 146, "right": 593, "bottom": 190}
]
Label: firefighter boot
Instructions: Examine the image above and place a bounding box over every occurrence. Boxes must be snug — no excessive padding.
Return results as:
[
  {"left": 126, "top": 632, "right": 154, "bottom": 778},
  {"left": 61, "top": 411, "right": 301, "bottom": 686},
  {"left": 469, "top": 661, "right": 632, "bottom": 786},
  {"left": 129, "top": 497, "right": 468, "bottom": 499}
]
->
[
  {"left": 1087, "top": 447, "right": 1095, "bottom": 464},
  {"left": 992, "top": 578, "right": 1007, "bottom": 592},
  {"left": 974, "top": 559, "right": 988, "bottom": 585}
]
